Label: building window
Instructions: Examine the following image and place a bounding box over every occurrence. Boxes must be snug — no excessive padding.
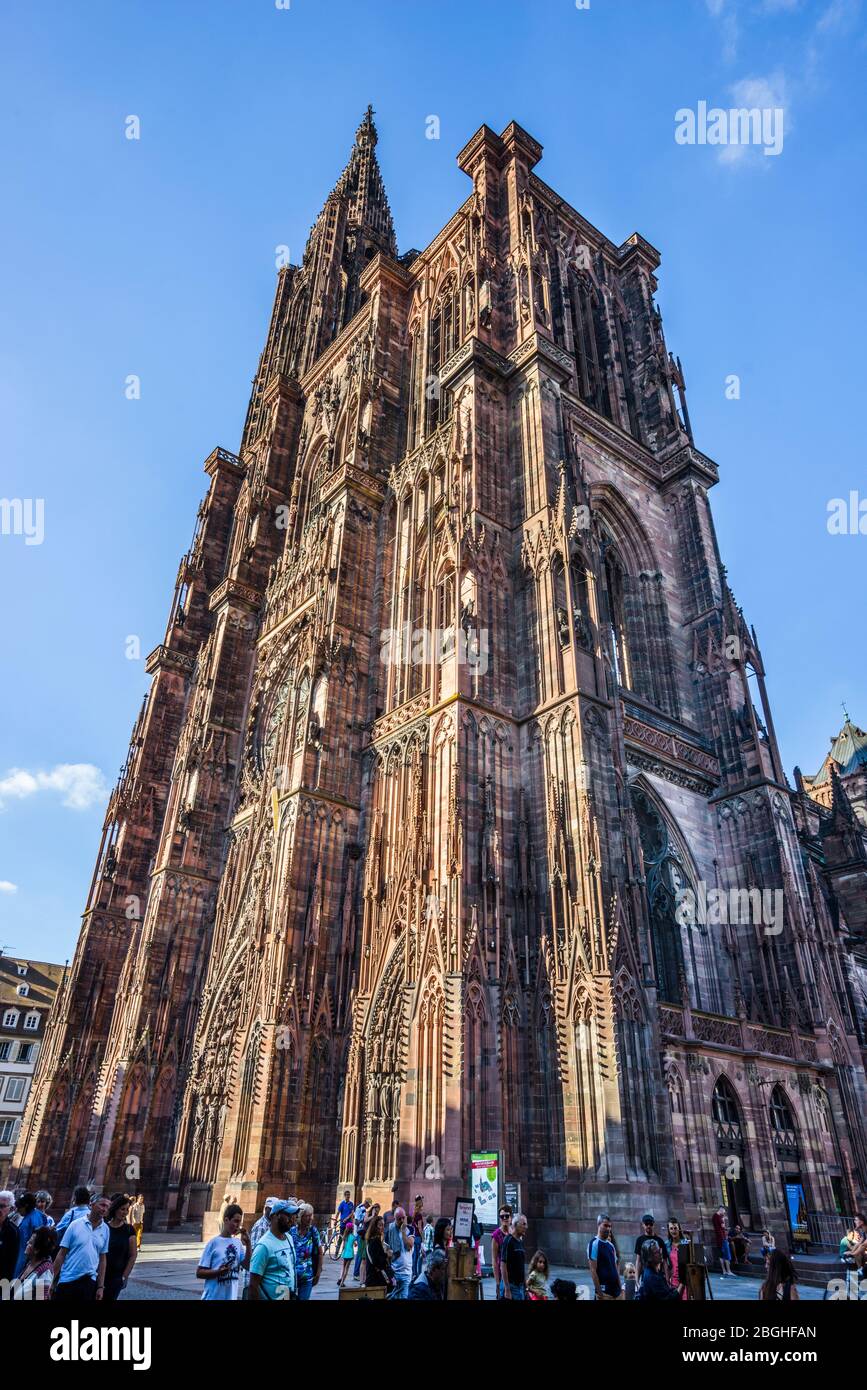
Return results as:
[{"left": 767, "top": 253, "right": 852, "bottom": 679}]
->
[
  {"left": 18, "top": 1043, "right": 34, "bottom": 1064},
  {"left": 23, "top": 1012, "right": 39, "bottom": 1031},
  {"left": 0, "top": 1041, "right": 11, "bottom": 1062},
  {"left": 425, "top": 277, "right": 458, "bottom": 436},
  {"left": 16, "top": 983, "right": 29, "bottom": 997},
  {"left": 712, "top": 1076, "right": 743, "bottom": 1143},
  {"left": 16, "top": 964, "right": 28, "bottom": 977},
  {"left": 4, "top": 1076, "right": 26, "bottom": 1103},
  {"left": 2, "top": 1009, "right": 19, "bottom": 1029},
  {"left": 0, "top": 1119, "right": 16, "bottom": 1146},
  {"left": 769, "top": 1084, "right": 799, "bottom": 1157}
]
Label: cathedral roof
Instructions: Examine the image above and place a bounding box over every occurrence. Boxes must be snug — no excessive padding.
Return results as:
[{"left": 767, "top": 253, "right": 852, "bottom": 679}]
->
[{"left": 808, "top": 718, "right": 867, "bottom": 787}]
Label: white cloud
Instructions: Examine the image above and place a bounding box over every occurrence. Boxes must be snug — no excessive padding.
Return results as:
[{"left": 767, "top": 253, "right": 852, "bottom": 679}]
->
[
  {"left": 712, "top": 72, "right": 789, "bottom": 165},
  {"left": 0, "top": 763, "right": 107, "bottom": 811},
  {"left": 0, "top": 880, "right": 17, "bottom": 894}
]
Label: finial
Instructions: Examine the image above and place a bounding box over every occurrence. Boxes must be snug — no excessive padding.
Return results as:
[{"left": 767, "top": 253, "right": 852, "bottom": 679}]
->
[
  {"left": 842, "top": 699, "right": 850, "bottom": 723},
  {"left": 356, "top": 104, "right": 377, "bottom": 147}
]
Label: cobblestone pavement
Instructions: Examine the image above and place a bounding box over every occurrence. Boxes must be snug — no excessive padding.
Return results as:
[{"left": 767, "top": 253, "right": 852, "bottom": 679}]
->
[{"left": 122, "top": 1234, "right": 824, "bottom": 1302}]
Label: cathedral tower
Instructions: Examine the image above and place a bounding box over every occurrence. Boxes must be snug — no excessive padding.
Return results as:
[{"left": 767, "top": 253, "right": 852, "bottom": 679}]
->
[{"left": 15, "top": 116, "right": 867, "bottom": 1257}]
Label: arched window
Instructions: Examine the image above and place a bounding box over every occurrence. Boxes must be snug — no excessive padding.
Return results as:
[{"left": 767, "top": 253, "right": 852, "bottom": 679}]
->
[
  {"left": 570, "top": 553, "right": 592, "bottom": 650},
  {"left": 425, "top": 277, "right": 459, "bottom": 435},
  {"left": 568, "top": 273, "right": 610, "bottom": 418},
  {"left": 712, "top": 1077, "right": 743, "bottom": 1143},
  {"left": 631, "top": 787, "right": 688, "bottom": 1003},
  {"left": 769, "top": 1085, "right": 799, "bottom": 1157},
  {"left": 604, "top": 547, "right": 632, "bottom": 690}
]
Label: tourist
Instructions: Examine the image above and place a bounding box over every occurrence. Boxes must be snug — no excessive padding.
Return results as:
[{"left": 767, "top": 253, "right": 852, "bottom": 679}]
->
[
  {"left": 410, "top": 1194, "right": 425, "bottom": 1281},
  {"left": 354, "top": 1200, "right": 375, "bottom": 1282},
  {"left": 196, "top": 1201, "right": 251, "bottom": 1301},
  {"left": 13, "top": 1191, "right": 47, "bottom": 1279},
  {"left": 364, "top": 1213, "right": 393, "bottom": 1292},
  {"left": 432, "top": 1216, "right": 452, "bottom": 1252},
  {"left": 422, "top": 1212, "right": 435, "bottom": 1260},
  {"left": 761, "top": 1229, "right": 776, "bottom": 1265},
  {"left": 130, "top": 1193, "right": 145, "bottom": 1250},
  {"left": 13, "top": 1223, "right": 56, "bottom": 1299},
  {"left": 103, "top": 1193, "right": 137, "bottom": 1300},
  {"left": 526, "top": 1249, "right": 551, "bottom": 1300},
  {"left": 623, "top": 1261, "right": 638, "bottom": 1300},
  {"left": 665, "top": 1218, "right": 689, "bottom": 1299},
  {"left": 249, "top": 1199, "right": 298, "bottom": 1301},
  {"left": 407, "top": 1246, "right": 447, "bottom": 1300},
  {"left": 491, "top": 1204, "right": 512, "bottom": 1298},
  {"left": 634, "top": 1212, "right": 670, "bottom": 1284},
  {"left": 386, "top": 1205, "right": 414, "bottom": 1299},
  {"left": 52, "top": 1193, "right": 111, "bottom": 1301},
  {"left": 337, "top": 1206, "right": 357, "bottom": 1288},
  {"left": 712, "top": 1206, "right": 733, "bottom": 1278},
  {"left": 335, "top": 1187, "right": 354, "bottom": 1239},
  {"left": 636, "top": 1245, "right": 681, "bottom": 1301},
  {"left": 0, "top": 1189, "right": 21, "bottom": 1282},
  {"left": 35, "top": 1191, "right": 54, "bottom": 1226},
  {"left": 759, "top": 1249, "right": 799, "bottom": 1301},
  {"left": 292, "top": 1201, "right": 322, "bottom": 1300},
  {"left": 731, "top": 1222, "right": 750, "bottom": 1266},
  {"left": 250, "top": 1196, "right": 279, "bottom": 1250},
  {"left": 501, "top": 1212, "right": 528, "bottom": 1300},
  {"left": 383, "top": 1198, "right": 399, "bottom": 1236},
  {"left": 56, "top": 1186, "right": 92, "bottom": 1236},
  {"left": 588, "top": 1213, "right": 622, "bottom": 1301}
]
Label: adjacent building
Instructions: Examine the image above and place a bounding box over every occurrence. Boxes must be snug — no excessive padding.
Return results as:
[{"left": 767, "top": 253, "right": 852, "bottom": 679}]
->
[
  {"left": 0, "top": 957, "right": 64, "bottom": 1185},
  {"left": 11, "top": 114, "right": 867, "bottom": 1259}
]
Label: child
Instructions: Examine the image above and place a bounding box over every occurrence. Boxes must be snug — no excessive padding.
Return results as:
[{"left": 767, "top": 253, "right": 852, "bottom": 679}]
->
[
  {"left": 337, "top": 1219, "right": 356, "bottom": 1288},
  {"left": 623, "top": 1261, "right": 638, "bottom": 1300},
  {"left": 526, "top": 1249, "right": 551, "bottom": 1300}
]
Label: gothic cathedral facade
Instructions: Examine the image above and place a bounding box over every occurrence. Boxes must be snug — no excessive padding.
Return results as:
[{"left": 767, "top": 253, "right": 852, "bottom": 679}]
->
[{"left": 14, "top": 114, "right": 867, "bottom": 1258}]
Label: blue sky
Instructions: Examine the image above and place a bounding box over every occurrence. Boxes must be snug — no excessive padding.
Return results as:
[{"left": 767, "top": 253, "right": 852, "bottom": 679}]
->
[{"left": 1, "top": 0, "right": 865, "bottom": 964}]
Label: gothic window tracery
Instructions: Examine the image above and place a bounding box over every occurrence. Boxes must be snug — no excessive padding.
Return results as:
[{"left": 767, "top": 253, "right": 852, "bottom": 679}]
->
[
  {"left": 769, "top": 1084, "right": 799, "bottom": 1158},
  {"left": 425, "top": 276, "right": 458, "bottom": 435},
  {"left": 630, "top": 786, "right": 690, "bottom": 1005}
]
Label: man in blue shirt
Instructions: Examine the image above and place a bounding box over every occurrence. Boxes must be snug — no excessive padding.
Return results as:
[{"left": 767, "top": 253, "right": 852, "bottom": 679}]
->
[
  {"left": 13, "top": 1192, "right": 47, "bottom": 1279},
  {"left": 334, "top": 1188, "right": 354, "bottom": 1237},
  {"left": 56, "top": 1186, "right": 92, "bottom": 1236},
  {"left": 52, "top": 1194, "right": 110, "bottom": 1301},
  {"left": 588, "top": 1213, "right": 623, "bottom": 1300},
  {"left": 249, "top": 1200, "right": 298, "bottom": 1300}
]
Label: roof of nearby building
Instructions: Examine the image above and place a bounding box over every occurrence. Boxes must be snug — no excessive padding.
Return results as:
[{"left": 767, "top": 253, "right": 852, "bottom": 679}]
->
[
  {"left": 807, "top": 718, "right": 867, "bottom": 788},
  {"left": 0, "top": 956, "right": 65, "bottom": 1012}
]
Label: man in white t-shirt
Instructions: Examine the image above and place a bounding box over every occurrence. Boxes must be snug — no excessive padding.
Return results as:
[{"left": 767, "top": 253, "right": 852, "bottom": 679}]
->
[
  {"left": 196, "top": 1203, "right": 251, "bottom": 1300},
  {"left": 52, "top": 1195, "right": 111, "bottom": 1301}
]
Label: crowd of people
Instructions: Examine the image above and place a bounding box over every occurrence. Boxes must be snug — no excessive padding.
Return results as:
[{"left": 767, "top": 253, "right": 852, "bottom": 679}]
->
[
  {"left": 0, "top": 1186, "right": 145, "bottom": 1300},
  {"left": 2, "top": 1180, "right": 865, "bottom": 1302}
]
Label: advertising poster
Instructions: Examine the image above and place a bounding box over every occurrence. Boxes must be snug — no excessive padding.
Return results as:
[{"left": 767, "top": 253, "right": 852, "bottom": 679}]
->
[{"left": 470, "top": 1151, "right": 500, "bottom": 1228}]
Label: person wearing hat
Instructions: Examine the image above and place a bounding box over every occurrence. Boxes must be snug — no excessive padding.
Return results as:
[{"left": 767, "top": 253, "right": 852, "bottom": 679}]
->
[
  {"left": 250, "top": 1196, "right": 280, "bottom": 1251},
  {"left": 634, "top": 1213, "right": 670, "bottom": 1287},
  {"left": 249, "top": 1199, "right": 298, "bottom": 1300}
]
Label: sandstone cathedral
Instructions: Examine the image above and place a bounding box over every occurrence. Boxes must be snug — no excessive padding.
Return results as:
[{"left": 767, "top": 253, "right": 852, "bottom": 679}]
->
[{"left": 13, "top": 113, "right": 867, "bottom": 1258}]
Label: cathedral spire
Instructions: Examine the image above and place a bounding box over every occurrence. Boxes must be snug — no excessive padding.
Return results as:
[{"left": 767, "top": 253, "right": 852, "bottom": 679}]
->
[{"left": 304, "top": 105, "right": 398, "bottom": 266}]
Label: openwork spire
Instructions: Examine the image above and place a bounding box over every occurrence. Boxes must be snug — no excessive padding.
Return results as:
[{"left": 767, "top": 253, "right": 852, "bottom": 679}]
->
[{"left": 302, "top": 105, "right": 397, "bottom": 265}]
